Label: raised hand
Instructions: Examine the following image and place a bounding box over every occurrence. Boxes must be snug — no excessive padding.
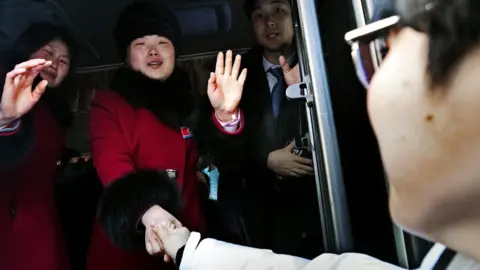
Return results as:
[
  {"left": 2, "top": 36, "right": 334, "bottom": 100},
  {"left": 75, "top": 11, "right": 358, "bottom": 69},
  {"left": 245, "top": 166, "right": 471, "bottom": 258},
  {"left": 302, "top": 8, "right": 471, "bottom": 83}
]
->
[
  {"left": 279, "top": 55, "right": 301, "bottom": 86},
  {"left": 207, "top": 50, "right": 247, "bottom": 122},
  {"left": 0, "top": 59, "right": 51, "bottom": 126}
]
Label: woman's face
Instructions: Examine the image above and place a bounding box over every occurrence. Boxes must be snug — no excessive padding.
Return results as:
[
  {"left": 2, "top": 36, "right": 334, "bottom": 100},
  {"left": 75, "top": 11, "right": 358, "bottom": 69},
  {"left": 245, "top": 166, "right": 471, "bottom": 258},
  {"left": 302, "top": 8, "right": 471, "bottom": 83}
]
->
[
  {"left": 127, "top": 35, "right": 175, "bottom": 80},
  {"left": 30, "top": 39, "right": 71, "bottom": 88}
]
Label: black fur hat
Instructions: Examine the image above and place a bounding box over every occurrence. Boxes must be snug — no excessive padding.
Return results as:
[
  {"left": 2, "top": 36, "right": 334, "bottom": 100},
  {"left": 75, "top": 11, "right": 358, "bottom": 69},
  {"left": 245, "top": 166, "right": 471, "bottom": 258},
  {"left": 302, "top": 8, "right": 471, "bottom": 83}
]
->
[{"left": 113, "top": 1, "right": 182, "bottom": 60}]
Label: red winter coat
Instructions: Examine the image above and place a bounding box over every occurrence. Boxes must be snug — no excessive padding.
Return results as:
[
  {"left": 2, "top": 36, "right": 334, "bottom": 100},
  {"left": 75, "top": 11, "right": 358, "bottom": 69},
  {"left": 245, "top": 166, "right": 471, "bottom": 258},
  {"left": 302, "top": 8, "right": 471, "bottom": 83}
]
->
[
  {"left": 86, "top": 90, "right": 213, "bottom": 270},
  {"left": 0, "top": 103, "right": 69, "bottom": 270}
]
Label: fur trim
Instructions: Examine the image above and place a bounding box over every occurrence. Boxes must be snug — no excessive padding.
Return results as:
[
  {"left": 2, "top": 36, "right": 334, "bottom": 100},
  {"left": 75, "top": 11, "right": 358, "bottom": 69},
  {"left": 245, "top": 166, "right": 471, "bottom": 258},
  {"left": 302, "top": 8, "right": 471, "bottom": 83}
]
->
[
  {"left": 114, "top": 1, "right": 182, "bottom": 59},
  {"left": 98, "top": 169, "right": 182, "bottom": 251},
  {"left": 111, "top": 67, "right": 194, "bottom": 130}
]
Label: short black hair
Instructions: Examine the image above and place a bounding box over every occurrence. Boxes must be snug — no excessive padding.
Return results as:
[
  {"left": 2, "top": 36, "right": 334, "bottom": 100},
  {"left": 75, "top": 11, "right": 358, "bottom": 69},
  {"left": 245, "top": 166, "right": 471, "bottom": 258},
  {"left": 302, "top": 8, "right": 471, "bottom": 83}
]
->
[
  {"left": 243, "top": 0, "right": 256, "bottom": 19},
  {"left": 243, "top": 0, "right": 291, "bottom": 19},
  {"left": 375, "top": 0, "right": 480, "bottom": 87}
]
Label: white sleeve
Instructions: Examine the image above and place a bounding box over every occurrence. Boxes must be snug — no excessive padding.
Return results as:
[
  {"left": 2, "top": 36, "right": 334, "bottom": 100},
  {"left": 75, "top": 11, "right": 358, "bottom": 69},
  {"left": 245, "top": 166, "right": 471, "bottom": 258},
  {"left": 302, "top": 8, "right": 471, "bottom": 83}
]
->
[
  {"left": 179, "top": 233, "right": 406, "bottom": 270},
  {"left": 304, "top": 253, "right": 406, "bottom": 270},
  {"left": 179, "top": 233, "right": 309, "bottom": 270}
]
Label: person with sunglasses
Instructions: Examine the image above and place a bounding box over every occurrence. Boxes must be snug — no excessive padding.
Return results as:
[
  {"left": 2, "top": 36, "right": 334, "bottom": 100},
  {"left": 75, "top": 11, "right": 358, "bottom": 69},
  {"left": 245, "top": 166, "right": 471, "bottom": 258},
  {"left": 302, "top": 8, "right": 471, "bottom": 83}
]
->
[{"left": 128, "top": 0, "right": 480, "bottom": 269}]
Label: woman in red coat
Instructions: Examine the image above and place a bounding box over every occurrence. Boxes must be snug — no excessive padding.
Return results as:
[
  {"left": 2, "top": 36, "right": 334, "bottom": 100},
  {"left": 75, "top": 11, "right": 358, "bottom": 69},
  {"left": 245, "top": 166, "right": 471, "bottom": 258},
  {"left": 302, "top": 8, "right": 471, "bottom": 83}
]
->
[
  {"left": 0, "top": 23, "right": 77, "bottom": 270},
  {"left": 86, "top": 2, "right": 248, "bottom": 270}
]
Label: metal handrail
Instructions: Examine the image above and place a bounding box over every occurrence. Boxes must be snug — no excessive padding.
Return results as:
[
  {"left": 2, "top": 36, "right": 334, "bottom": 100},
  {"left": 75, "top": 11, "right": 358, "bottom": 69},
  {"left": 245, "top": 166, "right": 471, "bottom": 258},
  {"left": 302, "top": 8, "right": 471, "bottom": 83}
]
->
[{"left": 295, "top": 0, "right": 353, "bottom": 253}]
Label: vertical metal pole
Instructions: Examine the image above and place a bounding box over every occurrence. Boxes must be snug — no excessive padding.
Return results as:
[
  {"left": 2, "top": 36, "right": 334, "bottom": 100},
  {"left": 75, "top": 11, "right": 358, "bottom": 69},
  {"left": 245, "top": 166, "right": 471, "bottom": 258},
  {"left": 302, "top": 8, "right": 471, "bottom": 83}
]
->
[
  {"left": 351, "top": 1, "right": 409, "bottom": 266},
  {"left": 295, "top": 0, "right": 353, "bottom": 252},
  {"left": 351, "top": 0, "right": 368, "bottom": 26}
]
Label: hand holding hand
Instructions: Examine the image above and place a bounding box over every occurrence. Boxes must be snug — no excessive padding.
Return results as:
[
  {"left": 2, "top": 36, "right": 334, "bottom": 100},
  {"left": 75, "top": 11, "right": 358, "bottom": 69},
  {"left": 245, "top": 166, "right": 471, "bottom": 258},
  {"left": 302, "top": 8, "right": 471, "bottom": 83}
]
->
[
  {"left": 69, "top": 153, "right": 92, "bottom": 164},
  {"left": 0, "top": 59, "right": 51, "bottom": 126},
  {"left": 279, "top": 55, "right": 301, "bottom": 86},
  {"left": 142, "top": 205, "right": 182, "bottom": 259},
  {"left": 208, "top": 50, "right": 247, "bottom": 122},
  {"left": 153, "top": 221, "right": 191, "bottom": 263},
  {"left": 267, "top": 141, "right": 314, "bottom": 178}
]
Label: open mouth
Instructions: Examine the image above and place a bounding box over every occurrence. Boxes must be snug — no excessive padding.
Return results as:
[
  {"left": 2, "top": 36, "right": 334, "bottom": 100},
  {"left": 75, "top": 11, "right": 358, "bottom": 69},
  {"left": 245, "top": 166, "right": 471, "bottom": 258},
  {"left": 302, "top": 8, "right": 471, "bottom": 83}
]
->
[
  {"left": 41, "top": 69, "right": 58, "bottom": 80},
  {"left": 147, "top": 61, "right": 163, "bottom": 69},
  {"left": 266, "top": 32, "right": 280, "bottom": 39}
]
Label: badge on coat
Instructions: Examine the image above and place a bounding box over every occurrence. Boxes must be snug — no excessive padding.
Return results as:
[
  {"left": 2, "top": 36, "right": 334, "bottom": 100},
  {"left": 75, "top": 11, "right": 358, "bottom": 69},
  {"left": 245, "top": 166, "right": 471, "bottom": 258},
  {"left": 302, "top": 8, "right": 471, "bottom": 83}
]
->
[
  {"left": 181, "top": 127, "right": 193, "bottom": 139},
  {"left": 202, "top": 165, "right": 219, "bottom": 201}
]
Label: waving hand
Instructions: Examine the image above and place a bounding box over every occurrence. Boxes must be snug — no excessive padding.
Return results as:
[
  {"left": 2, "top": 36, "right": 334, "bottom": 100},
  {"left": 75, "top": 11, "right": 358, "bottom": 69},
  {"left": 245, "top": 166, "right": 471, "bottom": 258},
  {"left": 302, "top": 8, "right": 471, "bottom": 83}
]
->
[
  {"left": 207, "top": 50, "right": 247, "bottom": 122},
  {"left": 0, "top": 59, "right": 51, "bottom": 126}
]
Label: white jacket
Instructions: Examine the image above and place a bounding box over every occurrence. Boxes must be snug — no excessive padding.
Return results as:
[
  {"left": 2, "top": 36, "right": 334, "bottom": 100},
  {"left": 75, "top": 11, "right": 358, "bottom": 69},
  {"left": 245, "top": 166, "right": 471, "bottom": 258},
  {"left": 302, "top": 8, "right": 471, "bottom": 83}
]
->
[{"left": 179, "top": 232, "right": 480, "bottom": 270}]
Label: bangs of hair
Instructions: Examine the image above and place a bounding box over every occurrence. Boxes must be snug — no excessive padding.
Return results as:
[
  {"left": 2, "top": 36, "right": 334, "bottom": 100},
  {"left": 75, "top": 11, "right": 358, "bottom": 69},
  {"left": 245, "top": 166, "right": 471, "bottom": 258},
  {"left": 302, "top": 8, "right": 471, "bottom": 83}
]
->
[
  {"left": 393, "top": 0, "right": 480, "bottom": 88},
  {"left": 366, "top": 0, "right": 480, "bottom": 88}
]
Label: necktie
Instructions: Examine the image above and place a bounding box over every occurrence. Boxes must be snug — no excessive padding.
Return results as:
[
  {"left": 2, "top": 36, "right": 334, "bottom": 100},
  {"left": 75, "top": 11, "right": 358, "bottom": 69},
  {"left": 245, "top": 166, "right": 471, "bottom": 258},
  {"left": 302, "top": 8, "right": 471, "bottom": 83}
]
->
[{"left": 268, "top": 67, "right": 286, "bottom": 118}]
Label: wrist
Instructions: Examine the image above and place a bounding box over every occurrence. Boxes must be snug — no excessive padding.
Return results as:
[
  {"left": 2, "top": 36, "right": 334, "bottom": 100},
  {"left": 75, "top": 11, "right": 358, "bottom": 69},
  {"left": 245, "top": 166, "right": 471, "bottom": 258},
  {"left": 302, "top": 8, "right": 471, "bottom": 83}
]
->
[
  {"left": 215, "top": 109, "right": 238, "bottom": 123},
  {"left": 0, "top": 114, "right": 16, "bottom": 128},
  {"left": 141, "top": 205, "right": 161, "bottom": 227}
]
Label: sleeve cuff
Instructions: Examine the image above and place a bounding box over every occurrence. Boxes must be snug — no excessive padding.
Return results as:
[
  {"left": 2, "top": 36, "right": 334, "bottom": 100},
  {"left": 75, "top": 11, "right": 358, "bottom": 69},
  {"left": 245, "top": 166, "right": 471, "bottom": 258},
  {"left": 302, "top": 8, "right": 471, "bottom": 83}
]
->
[
  {"left": 179, "top": 232, "right": 202, "bottom": 270},
  {"left": 0, "top": 119, "right": 21, "bottom": 136},
  {"left": 134, "top": 204, "right": 156, "bottom": 233},
  {"left": 175, "top": 245, "right": 186, "bottom": 268},
  {"left": 98, "top": 170, "right": 182, "bottom": 251},
  {"left": 212, "top": 109, "right": 244, "bottom": 135}
]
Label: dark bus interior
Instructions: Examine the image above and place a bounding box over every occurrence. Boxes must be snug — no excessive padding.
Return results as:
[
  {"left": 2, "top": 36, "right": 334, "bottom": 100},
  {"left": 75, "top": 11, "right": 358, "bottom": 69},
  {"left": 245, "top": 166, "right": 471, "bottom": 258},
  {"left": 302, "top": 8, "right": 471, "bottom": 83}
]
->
[{"left": 0, "top": 0, "right": 433, "bottom": 268}]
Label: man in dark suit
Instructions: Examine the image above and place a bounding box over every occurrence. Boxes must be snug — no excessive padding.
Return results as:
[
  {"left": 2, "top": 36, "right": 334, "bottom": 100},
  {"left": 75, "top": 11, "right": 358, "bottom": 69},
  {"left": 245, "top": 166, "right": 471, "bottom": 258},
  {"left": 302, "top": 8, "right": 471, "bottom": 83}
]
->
[{"left": 236, "top": 0, "right": 324, "bottom": 259}]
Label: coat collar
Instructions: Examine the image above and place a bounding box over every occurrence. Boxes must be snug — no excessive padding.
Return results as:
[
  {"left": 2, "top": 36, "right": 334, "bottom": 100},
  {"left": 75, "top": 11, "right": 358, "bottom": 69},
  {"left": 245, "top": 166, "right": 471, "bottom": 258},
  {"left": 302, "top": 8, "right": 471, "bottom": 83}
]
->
[{"left": 110, "top": 67, "right": 194, "bottom": 130}]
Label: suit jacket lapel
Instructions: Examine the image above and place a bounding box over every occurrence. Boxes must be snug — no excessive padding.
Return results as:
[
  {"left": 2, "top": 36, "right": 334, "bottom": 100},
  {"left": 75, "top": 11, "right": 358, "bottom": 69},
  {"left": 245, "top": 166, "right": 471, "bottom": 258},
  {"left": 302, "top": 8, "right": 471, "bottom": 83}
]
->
[
  {"left": 275, "top": 98, "right": 298, "bottom": 146},
  {"left": 242, "top": 46, "right": 299, "bottom": 152}
]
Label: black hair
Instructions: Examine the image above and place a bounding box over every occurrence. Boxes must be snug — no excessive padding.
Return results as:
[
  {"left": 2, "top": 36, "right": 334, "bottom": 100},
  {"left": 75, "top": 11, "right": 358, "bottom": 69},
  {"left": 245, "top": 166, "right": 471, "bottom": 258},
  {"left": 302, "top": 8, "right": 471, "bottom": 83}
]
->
[
  {"left": 243, "top": 0, "right": 291, "bottom": 19},
  {"left": 8, "top": 22, "right": 78, "bottom": 76},
  {"left": 376, "top": 0, "right": 480, "bottom": 87},
  {"left": 243, "top": 0, "right": 256, "bottom": 18},
  {"left": 3, "top": 22, "right": 78, "bottom": 128},
  {"left": 416, "top": 0, "right": 480, "bottom": 88}
]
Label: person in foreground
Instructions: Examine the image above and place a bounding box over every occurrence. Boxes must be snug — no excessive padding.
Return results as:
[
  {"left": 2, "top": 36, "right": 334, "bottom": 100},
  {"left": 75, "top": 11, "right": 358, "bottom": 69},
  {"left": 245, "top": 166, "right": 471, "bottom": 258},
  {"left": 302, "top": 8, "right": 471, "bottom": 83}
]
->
[{"left": 149, "top": 0, "right": 480, "bottom": 269}]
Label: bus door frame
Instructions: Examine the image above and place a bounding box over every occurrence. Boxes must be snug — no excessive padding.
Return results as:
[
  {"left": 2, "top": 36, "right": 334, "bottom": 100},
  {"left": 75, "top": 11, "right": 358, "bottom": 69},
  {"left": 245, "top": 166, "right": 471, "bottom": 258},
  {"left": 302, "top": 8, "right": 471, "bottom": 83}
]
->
[{"left": 287, "top": 0, "right": 353, "bottom": 253}]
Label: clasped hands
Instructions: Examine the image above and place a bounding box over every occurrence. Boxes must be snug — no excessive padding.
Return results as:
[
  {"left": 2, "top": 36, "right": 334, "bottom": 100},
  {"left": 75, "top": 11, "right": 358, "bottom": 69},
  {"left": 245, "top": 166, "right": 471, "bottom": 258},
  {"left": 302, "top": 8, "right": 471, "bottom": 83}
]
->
[
  {"left": 142, "top": 53, "right": 303, "bottom": 261},
  {"left": 141, "top": 205, "right": 185, "bottom": 262}
]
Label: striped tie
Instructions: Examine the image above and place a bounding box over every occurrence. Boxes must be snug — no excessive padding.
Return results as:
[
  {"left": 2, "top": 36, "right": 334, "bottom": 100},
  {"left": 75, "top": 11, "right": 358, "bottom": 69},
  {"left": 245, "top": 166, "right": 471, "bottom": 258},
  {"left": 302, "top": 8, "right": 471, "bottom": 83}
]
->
[{"left": 268, "top": 67, "right": 286, "bottom": 118}]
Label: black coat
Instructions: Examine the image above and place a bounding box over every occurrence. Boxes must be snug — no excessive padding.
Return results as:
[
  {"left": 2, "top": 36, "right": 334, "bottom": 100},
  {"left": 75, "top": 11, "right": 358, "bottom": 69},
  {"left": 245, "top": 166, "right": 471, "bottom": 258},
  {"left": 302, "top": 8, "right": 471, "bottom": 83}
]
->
[{"left": 222, "top": 46, "right": 324, "bottom": 259}]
